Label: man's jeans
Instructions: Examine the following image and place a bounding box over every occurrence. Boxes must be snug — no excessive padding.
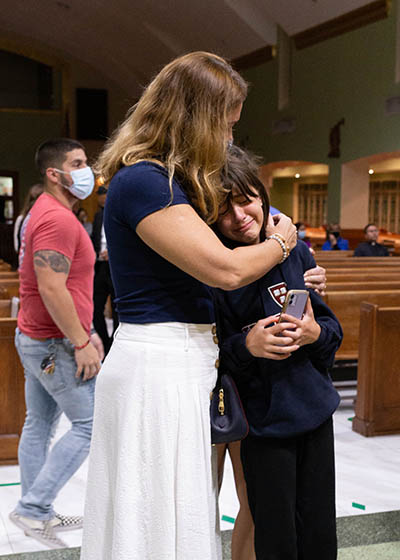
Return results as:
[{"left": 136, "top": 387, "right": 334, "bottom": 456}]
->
[{"left": 14, "top": 328, "right": 95, "bottom": 520}]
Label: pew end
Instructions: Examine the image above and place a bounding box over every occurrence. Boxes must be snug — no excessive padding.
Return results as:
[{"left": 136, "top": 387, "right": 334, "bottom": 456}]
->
[
  {"left": 0, "top": 318, "right": 25, "bottom": 464},
  {"left": 353, "top": 303, "right": 400, "bottom": 437}
]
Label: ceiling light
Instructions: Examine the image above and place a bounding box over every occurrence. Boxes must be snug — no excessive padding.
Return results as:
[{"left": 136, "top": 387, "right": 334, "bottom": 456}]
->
[
  {"left": 295, "top": 173, "right": 300, "bottom": 178},
  {"left": 368, "top": 169, "right": 374, "bottom": 175}
]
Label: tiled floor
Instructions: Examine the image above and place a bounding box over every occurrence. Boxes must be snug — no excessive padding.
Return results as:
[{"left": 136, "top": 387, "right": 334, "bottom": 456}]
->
[
  {"left": 338, "top": 542, "right": 400, "bottom": 559},
  {"left": 1, "top": 402, "right": 399, "bottom": 556}
]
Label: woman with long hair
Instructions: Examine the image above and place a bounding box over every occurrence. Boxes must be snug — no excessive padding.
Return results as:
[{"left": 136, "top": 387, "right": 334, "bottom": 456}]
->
[
  {"left": 80, "top": 52, "right": 297, "bottom": 560},
  {"left": 13, "top": 183, "right": 43, "bottom": 253}
]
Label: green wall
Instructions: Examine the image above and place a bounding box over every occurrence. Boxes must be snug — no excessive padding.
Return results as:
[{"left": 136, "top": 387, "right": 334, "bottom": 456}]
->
[
  {"left": 0, "top": 111, "right": 62, "bottom": 212},
  {"left": 270, "top": 178, "right": 294, "bottom": 216},
  {"left": 236, "top": 2, "right": 400, "bottom": 221},
  {"left": 237, "top": 6, "right": 400, "bottom": 163}
]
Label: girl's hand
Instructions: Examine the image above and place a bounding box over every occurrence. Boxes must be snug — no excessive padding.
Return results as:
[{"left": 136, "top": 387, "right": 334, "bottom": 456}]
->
[
  {"left": 245, "top": 315, "right": 300, "bottom": 360},
  {"left": 280, "top": 299, "right": 321, "bottom": 347}
]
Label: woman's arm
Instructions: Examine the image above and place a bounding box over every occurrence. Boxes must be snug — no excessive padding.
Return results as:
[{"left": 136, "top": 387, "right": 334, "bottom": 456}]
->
[{"left": 136, "top": 204, "right": 297, "bottom": 290}]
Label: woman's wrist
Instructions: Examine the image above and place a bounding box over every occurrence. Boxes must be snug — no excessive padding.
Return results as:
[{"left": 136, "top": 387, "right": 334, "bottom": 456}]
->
[{"left": 266, "top": 234, "right": 289, "bottom": 263}]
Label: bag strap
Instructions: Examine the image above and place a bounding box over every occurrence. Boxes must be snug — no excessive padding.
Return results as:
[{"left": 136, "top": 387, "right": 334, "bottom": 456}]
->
[{"left": 210, "top": 288, "right": 223, "bottom": 388}]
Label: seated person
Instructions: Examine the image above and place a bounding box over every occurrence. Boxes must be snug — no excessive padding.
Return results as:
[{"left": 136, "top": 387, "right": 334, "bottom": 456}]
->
[
  {"left": 295, "top": 221, "right": 312, "bottom": 248},
  {"left": 322, "top": 223, "right": 349, "bottom": 251},
  {"left": 354, "top": 223, "right": 389, "bottom": 256}
]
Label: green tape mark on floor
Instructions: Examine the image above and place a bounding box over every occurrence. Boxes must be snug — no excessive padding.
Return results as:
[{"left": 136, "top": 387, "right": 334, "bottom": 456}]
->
[
  {"left": 221, "top": 514, "right": 235, "bottom": 524},
  {"left": 347, "top": 417, "right": 354, "bottom": 421},
  {"left": 0, "top": 482, "right": 21, "bottom": 487},
  {"left": 352, "top": 502, "right": 366, "bottom": 510}
]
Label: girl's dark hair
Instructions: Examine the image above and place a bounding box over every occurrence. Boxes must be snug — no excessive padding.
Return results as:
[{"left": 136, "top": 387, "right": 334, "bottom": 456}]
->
[{"left": 220, "top": 145, "right": 270, "bottom": 240}]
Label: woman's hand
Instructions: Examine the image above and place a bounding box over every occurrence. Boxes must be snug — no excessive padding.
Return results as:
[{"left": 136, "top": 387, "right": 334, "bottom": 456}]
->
[
  {"left": 303, "top": 265, "right": 327, "bottom": 296},
  {"left": 280, "top": 299, "right": 321, "bottom": 347},
  {"left": 90, "top": 331, "right": 105, "bottom": 362},
  {"left": 245, "top": 315, "right": 300, "bottom": 360},
  {"left": 328, "top": 233, "right": 338, "bottom": 248},
  {"left": 267, "top": 213, "right": 297, "bottom": 252}
]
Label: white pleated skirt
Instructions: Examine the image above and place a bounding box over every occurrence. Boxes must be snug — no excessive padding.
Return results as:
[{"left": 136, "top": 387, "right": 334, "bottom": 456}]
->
[{"left": 80, "top": 322, "right": 221, "bottom": 560}]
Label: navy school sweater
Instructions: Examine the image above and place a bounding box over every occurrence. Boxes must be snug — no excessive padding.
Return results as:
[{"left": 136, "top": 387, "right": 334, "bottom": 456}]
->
[{"left": 213, "top": 240, "right": 343, "bottom": 438}]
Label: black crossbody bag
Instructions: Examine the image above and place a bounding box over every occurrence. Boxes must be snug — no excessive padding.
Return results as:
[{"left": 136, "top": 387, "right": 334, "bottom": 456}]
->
[{"left": 210, "top": 291, "right": 249, "bottom": 444}]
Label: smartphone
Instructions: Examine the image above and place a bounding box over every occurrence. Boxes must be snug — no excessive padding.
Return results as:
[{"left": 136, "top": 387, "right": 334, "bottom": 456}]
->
[{"left": 278, "top": 289, "right": 309, "bottom": 323}]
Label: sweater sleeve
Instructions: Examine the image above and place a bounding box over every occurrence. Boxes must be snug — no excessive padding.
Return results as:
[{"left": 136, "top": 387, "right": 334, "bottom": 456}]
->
[
  {"left": 305, "top": 290, "right": 343, "bottom": 369},
  {"left": 212, "top": 288, "right": 256, "bottom": 381},
  {"left": 290, "top": 243, "right": 342, "bottom": 369}
]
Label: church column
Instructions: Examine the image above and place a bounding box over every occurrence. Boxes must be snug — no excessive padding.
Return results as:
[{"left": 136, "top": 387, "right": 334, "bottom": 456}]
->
[
  {"left": 327, "top": 161, "right": 341, "bottom": 224},
  {"left": 340, "top": 159, "right": 370, "bottom": 229}
]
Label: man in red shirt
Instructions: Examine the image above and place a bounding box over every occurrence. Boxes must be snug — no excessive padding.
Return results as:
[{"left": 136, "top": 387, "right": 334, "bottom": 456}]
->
[{"left": 10, "top": 138, "right": 103, "bottom": 549}]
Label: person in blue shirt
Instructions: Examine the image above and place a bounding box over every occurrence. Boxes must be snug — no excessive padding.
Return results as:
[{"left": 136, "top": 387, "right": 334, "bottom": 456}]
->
[
  {"left": 322, "top": 223, "right": 349, "bottom": 250},
  {"left": 80, "top": 52, "right": 300, "bottom": 560},
  {"left": 215, "top": 146, "right": 342, "bottom": 560}
]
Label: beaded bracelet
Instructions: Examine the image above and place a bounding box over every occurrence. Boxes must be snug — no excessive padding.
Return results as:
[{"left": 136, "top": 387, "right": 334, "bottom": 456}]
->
[
  {"left": 270, "top": 232, "right": 288, "bottom": 252},
  {"left": 75, "top": 338, "right": 90, "bottom": 351},
  {"left": 267, "top": 234, "right": 289, "bottom": 263}
]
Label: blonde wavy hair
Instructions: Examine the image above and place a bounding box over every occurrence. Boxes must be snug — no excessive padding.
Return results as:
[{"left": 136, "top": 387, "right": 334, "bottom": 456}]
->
[{"left": 95, "top": 51, "right": 247, "bottom": 224}]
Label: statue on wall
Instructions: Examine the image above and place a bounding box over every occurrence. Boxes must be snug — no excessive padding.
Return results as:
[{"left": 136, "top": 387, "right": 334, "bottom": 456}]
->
[{"left": 328, "top": 118, "right": 345, "bottom": 158}]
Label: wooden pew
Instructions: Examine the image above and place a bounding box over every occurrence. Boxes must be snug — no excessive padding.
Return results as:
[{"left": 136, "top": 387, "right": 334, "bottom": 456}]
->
[
  {"left": 319, "top": 260, "right": 400, "bottom": 269},
  {"left": 0, "top": 264, "right": 12, "bottom": 272},
  {"left": 327, "top": 281, "right": 400, "bottom": 292},
  {"left": 326, "top": 267, "right": 400, "bottom": 277},
  {"left": 0, "top": 279, "right": 19, "bottom": 298},
  {"left": 327, "top": 272, "right": 400, "bottom": 283},
  {"left": 324, "top": 290, "right": 400, "bottom": 361},
  {"left": 317, "top": 255, "right": 400, "bottom": 261},
  {"left": 314, "top": 250, "right": 354, "bottom": 259},
  {"left": 0, "top": 317, "right": 25, "bottom": 464},
  {"left": 0, "top": 271, "right": 19, "bottom": 279},
  {"left": 353, "top": 303, "right": 400, "bottom": 436},
  {"left": 0, "top": 300, "right": 11, "bottom": 317},
  {"left": 0, "top": 287, "right": 9, "bottom": 300}
]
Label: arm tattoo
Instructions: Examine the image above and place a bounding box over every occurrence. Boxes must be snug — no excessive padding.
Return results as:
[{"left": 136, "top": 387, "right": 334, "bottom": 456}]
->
[{"left": 34, "top": 250, "right": 71, "bottom": 274}]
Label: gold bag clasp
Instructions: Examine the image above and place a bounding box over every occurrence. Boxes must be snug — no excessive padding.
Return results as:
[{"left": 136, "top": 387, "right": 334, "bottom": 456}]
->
[{"left": 218, "top": 388, "right": 225, "bottom": 415}]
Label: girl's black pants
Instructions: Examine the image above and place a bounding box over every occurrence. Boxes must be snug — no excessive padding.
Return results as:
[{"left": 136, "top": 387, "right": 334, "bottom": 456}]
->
[{"left": 241, "top": 417, "right": 337, "bottom": 560}]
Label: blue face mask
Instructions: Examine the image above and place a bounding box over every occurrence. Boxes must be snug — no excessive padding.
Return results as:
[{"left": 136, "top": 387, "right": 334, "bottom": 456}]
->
[
  {"left": 56, "top": 167, "right": 95, "bottom": 200},
  {"left": 298, "top": 230, "right": 306, "bottom": 240}
]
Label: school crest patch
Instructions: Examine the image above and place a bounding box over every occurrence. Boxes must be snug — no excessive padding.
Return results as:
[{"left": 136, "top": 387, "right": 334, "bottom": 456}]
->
[{"left": 267, "top": 282, "right": 287, "bottom": 307}]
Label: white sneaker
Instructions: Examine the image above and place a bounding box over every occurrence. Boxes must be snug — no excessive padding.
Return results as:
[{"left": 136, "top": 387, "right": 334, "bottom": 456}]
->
[
  {"left": 50, "top": 512, "right": 83, "bottom": 531},
  {"left": 9, "top": 511, "right": 67, "bottom": 549}
]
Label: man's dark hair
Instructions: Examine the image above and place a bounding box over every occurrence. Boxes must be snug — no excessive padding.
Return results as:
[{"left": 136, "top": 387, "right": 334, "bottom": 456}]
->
[
  {"left": 35, "top": 138, "right": 84, "bottom": 177},
  {"left": 364, "top": 223, "right": 377, "bottom": 234},
  {"left": 220, "top": 145, "right": 270, "bottom": 241}
]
